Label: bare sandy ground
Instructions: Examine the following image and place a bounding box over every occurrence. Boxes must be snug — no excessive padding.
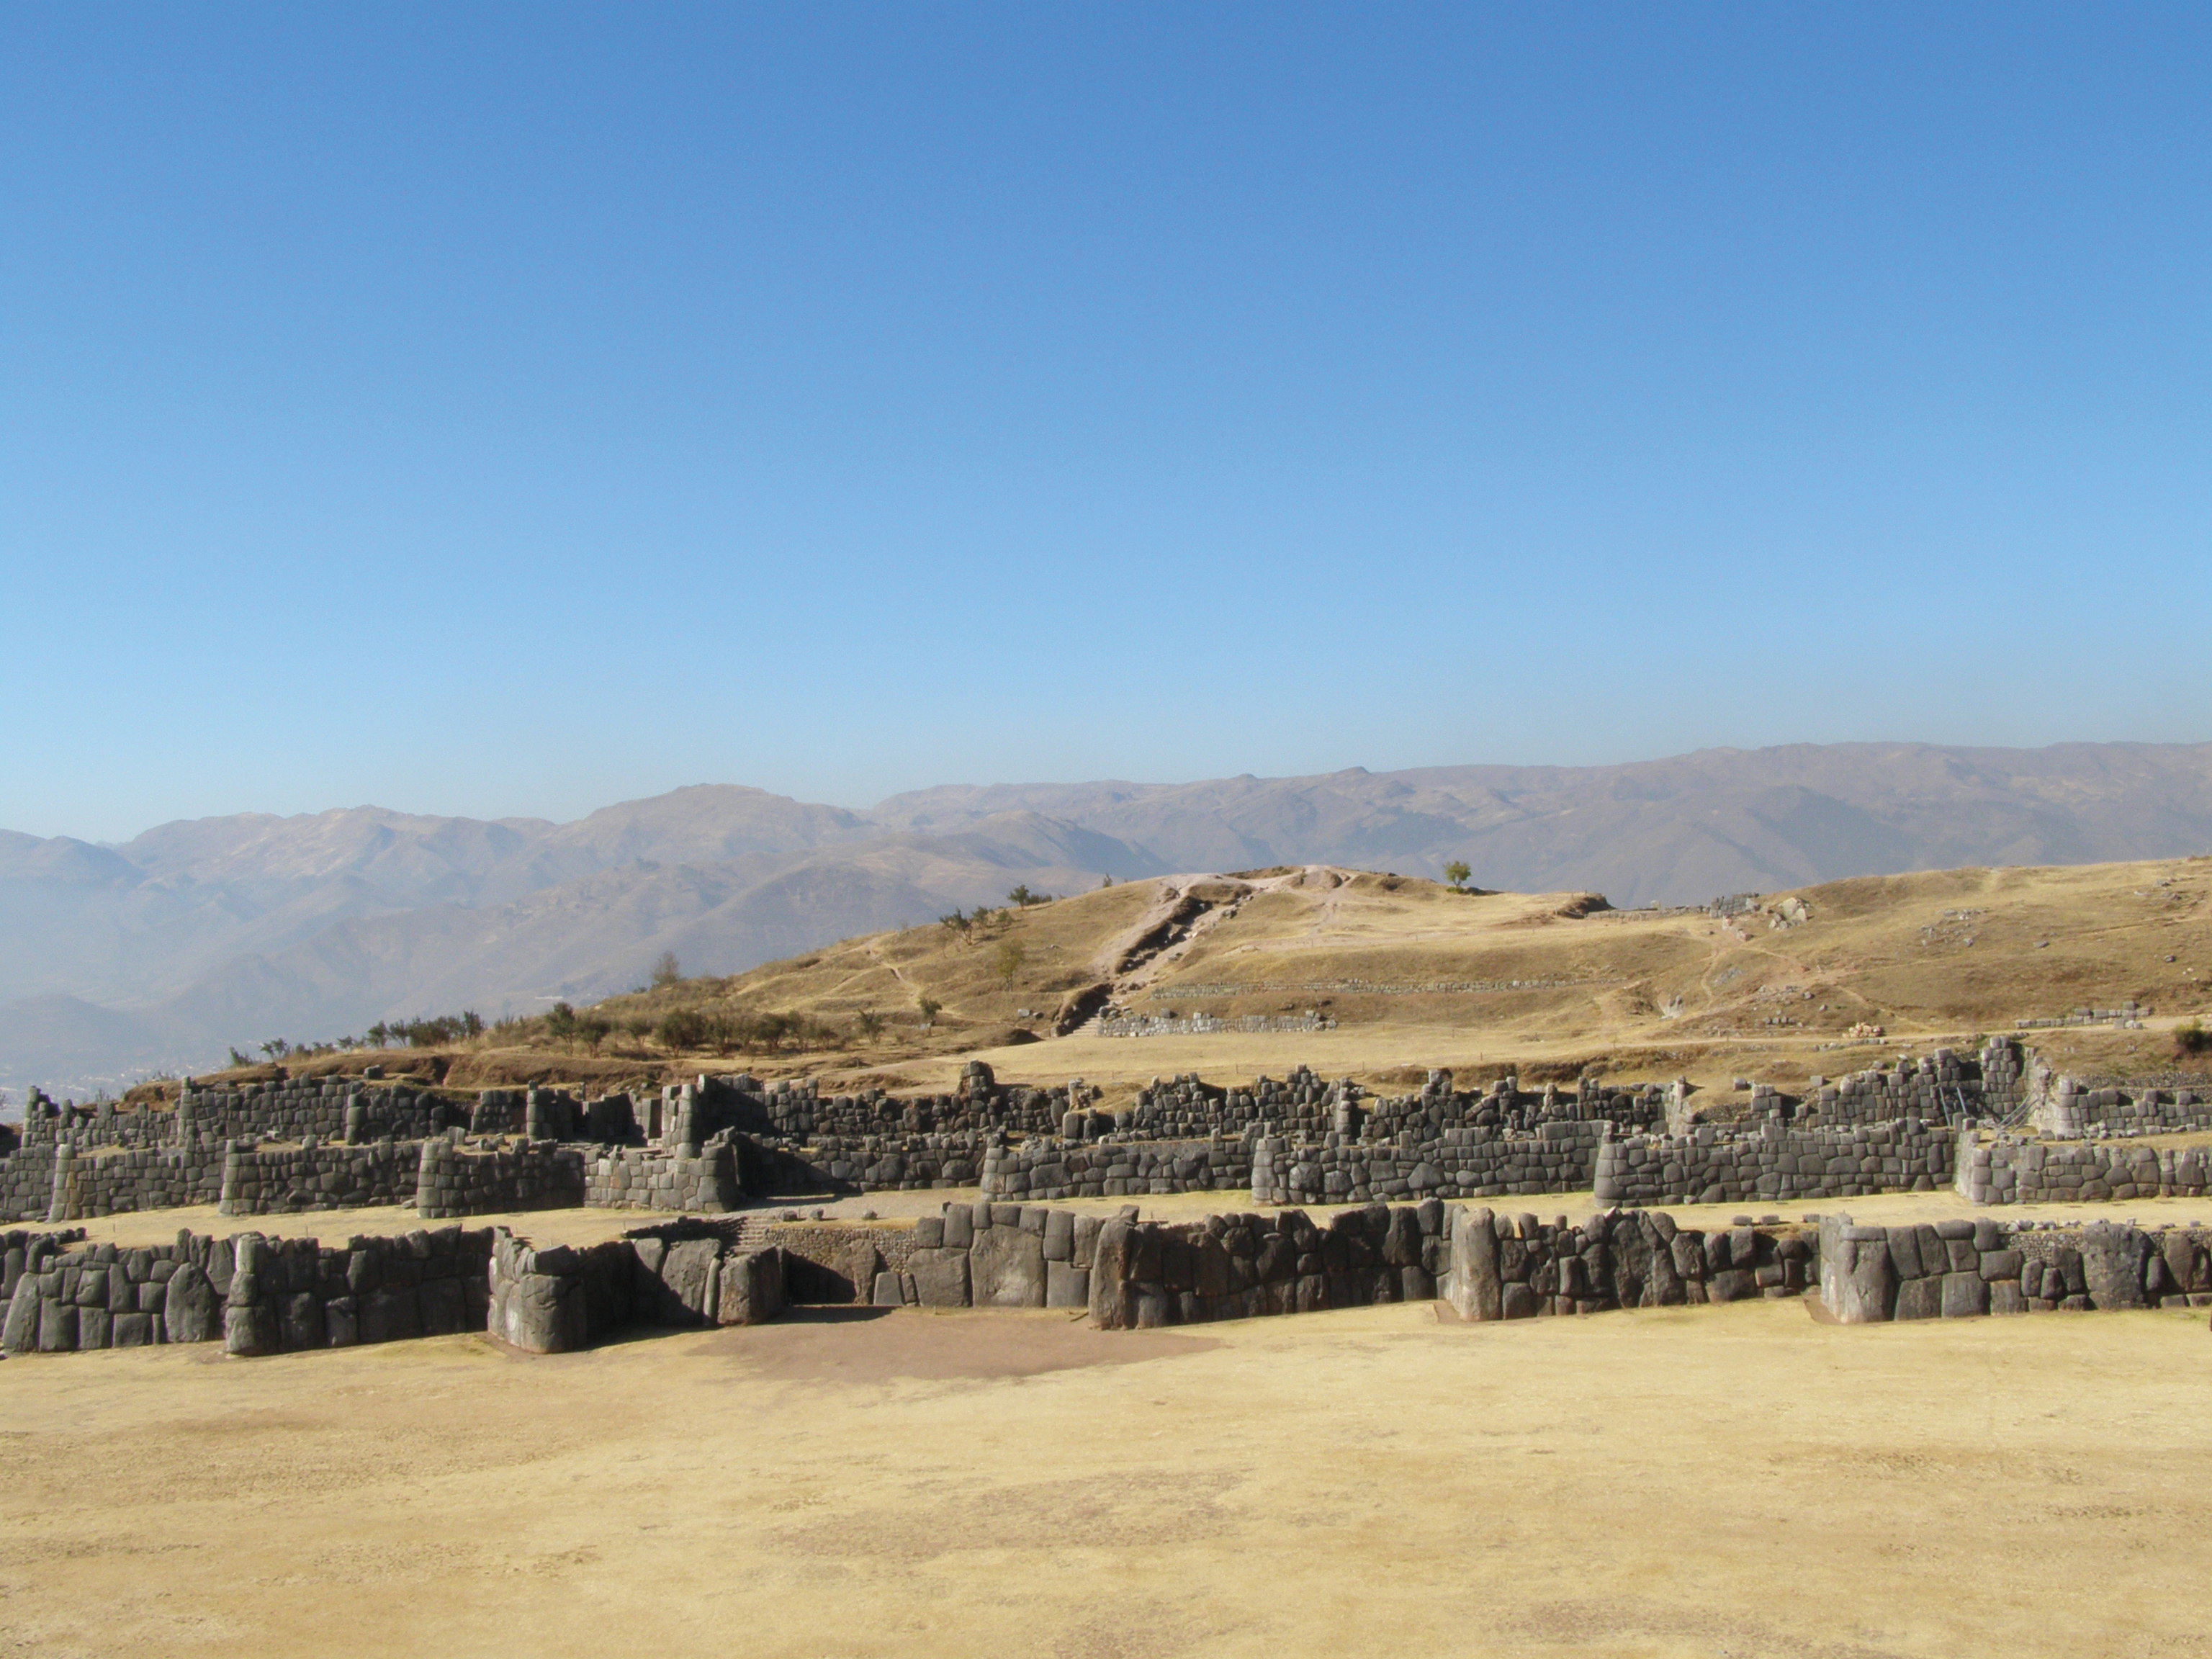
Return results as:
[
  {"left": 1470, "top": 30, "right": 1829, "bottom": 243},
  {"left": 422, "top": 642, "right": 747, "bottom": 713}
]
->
[{"left": 3, "top": 1294, "right": 2208, "bottom": 1658}]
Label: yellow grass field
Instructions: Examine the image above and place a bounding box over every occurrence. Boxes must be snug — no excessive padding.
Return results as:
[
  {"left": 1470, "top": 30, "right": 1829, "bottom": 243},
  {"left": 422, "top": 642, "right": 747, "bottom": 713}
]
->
[{"left": 4, "top": 1289, "right": 2208, "bottom": 1659}]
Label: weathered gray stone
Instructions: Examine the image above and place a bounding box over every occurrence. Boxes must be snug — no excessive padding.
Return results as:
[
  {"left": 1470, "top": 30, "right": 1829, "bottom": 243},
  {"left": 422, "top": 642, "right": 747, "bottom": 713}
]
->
[
  {"left": 716, "top": 1249, "right": 785, "bottom": 1326},
  {"left": 1046, "top": 1261, "right": 1090, "bottom": 1308},
  {"left": 1885, "top": 1226, "right": 1925, "bottom": 1280},
  {"left": 418, "top": 1277, "right": 467, "bottom": 1336},
  {"left": 1894, "top": 1274, "right": 1943, "bottom": 1321},
  {"left": 1444, "top": 1207, "right": 1502, "bottom": 1321},
  {"left": 361, "top": 1287, "right": 421, "bottom": 1344},
  {"left": 908, "top": 1246, "right": 971, "bottom": 1308},
  {"left": 279, "top": 1291, "right": 325, "bottom": 1350},
  {"left": 1088, "top": 1219, "right": 1138, "bottom": 1328},
  {"left": 1941, "top": 1272, "right": 1990, "bottom": 1318},
  {"left": 162, "top": 1263, "right": 220, "bottom": 1344},
  {"left": 224, "top": 1301, "right": 278, "bottom": 1356},
  {"left": 657, "top": 1238, "right": 723, "bottom": 1323},
  {"left": 325, "top": 1295, "right": 359, "bottom": 1347},
  {"left": 1, "top": 1286, "right": 40, "bottom": 1354},
  {"left": 112, "top": 1310, "right": 156, "bottom": 1346},
  {"left": 495, "top": 1271, "right": 576, "bottom": 1352},
  {"left": 971, "top": 1223, "right": 1047, "bottom": 1308},
  {"left": 1043, "top": 1209, "right": 1076, "bottom": 1262},
  {"left": 871, "top": 1270, "right": 904, "bottom": 1306},
  {"left": 2081, "top": 1226, "right": 2147, "bottom": 1309}
]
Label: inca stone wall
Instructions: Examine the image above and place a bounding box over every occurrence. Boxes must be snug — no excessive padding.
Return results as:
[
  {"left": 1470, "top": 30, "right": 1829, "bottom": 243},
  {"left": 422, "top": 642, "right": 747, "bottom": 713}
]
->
[
  {"left": 218, "top": 1139, "right": 423, "bottom": 1215},
  {"left": 1087, "top": 1202, "right": 1449, "bottom": 1328},
  {"left": 1795, "top": 1042, "right": 2026, "bottom": 1127},
  {"left": 1253, "top": 1120, "right": 1613, "bottom": 1206},
  {"left": 1959, "top": 1136, "right": 2212, "bottom": 1205},
  {"left": 1437, "top": 1205, "right": 1813, "bottom": 1322},
  {"left": 2030, "top": 1077, "right": 2212, "bottom": 1138},
  {"left": 0, "top": 1225, "right": 497, "bottom": 1355},
  {"left": 1592, "top": 1118, "right": 1955, "bottom": 1207},
  {"left": 416, "top": 1136, "right": 588, "bottom": 1219},
  {"left": 584, "top": 1143, "right": 740, "bottom": 1213},
  {"left": 50, "top": 1142, "right": 225, "bottom": 1220},
  {"left": 983, "top": 1135, "right": 1252, "bottom": 1200},
  {"left": 1819, "top": 1215, "right": 2212, "bottom": 1321}
]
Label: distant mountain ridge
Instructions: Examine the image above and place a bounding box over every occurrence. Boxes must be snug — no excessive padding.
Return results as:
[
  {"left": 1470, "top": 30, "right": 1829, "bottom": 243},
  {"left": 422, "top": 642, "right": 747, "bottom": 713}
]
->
[{"left": 5, "top": 741, "right": 2211, "bottom": 1095}]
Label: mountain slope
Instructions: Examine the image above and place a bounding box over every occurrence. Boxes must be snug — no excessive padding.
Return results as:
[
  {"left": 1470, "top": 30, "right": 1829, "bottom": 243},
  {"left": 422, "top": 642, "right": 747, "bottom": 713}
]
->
[{"left": 5, "top": 740, "right": 2212, "bottom": 1094}]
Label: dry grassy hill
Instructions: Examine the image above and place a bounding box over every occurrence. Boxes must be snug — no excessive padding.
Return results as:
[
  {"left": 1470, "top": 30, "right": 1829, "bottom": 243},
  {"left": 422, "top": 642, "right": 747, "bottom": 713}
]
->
[{"left": 172, "top": 854, "right": 2208, "bottom": 1112}]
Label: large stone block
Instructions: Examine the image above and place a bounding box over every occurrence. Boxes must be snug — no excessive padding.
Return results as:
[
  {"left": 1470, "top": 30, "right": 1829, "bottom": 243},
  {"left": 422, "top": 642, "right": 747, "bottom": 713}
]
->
[
  {"left": 418, "top": 1277, "right": 467, "bottom": 1337},
  {"left": 1043, "top": 1209, "right": 1076, "bottom": 1262},
  {"left": 224, "top": 1301, "right": 279, "bottom": 1356},
  {"left": 1443, "top": 1208, "right": 1502, "bottom": 1321},
  {"left": 971, "top": 1224, "right": 1047, "bottom": 1308},
  {"left": 908, "top": 1246, "right": 970, "bottom": 1308},
  {"left": 495, "top": 1270, "right": 580, "bottom": 1352},
  {"left": 1, "top": 1286, "right": 40, "bottom": 1354},
  {"left": 1941, "top": 1272, "right": 1990, "bottom": 1318},
  {"left": 717, "top": 1249, "right": 786, "bottom": 1326},
  {"left": 112, "top": 1310, "right": 156, "bottom": 1346},
  {"left": 162, "top": 1263, "right": 220, "bottom": 1344},
  {"left": 654, "top": 1238, "right": 723, "bottom": 1324},
  {"left": 2081, "top": 1226, "right": 2147, "bottom": 1310},
  {"left": 1893, "top": 1276, "right": 1943, "bottom": 1320},
  {"left": 1087, "top": 1219, "right": 1138, "bottom": 1328},
  {"left": 361, "top": 1287, "right": 421, "bottom": 1344},
  {"left": 1046, "top": 1261, "right": 1089, "bottom": 1308},
  {"left": 279, "top": 1292, "right": 325, "bottom": 1350}
]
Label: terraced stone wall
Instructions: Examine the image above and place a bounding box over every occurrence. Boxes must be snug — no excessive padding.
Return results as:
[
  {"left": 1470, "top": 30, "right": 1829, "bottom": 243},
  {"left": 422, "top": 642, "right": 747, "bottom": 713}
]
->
[
  {"left": 416, "top": 1136, "right": 588, "bottom": 1218},
  {"left": 217, "top": 1139, "right": 422, "bottom": 1215},
  {"left": 1959, "top": 1136, "right": 2212, "bottom": 1204},
  {"left": 1593, "top": 1119, "right": 1954, "bottom": 1207},
  {"left": 1251, "top": 1121, "right": 1612, "bottom": 1206},
  {"left": 0, "top": 1225, "right": 496, "bottom": 1354},
  {"left": 1437, "top": 1206, "right": 1813, "bottom": 1323},
  {"left": 1819, "top": 1216, "right": 2212, "bottom": 1320},
  {"left": 982, "top": 1135, "right": 1251, "bottom": 1200}
]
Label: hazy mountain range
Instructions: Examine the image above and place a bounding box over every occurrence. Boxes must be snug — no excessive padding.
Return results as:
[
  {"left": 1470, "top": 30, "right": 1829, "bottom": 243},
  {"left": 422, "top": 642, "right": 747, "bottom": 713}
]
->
[{"left": 5, "top": 739, "right": 2211, "bottom": 1097}]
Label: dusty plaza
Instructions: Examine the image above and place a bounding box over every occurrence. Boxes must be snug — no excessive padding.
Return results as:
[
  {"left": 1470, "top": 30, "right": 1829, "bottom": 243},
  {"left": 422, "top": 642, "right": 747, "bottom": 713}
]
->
[{"left": 3, "top": 1210, "right": 2209, "bottom": 1659}]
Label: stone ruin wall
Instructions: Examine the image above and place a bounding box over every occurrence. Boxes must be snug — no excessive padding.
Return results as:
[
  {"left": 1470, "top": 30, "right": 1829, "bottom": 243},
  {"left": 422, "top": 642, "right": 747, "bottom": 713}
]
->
[
  {"left": 9, "top": 1196, "right": 2210, "bottom": 1360},
  {"left": 0, "top": 1223, "right": 496, "bottom": 1356},
  {"left": 1593, "top": 1118, "right": 1956, "bottom": 1208},
  {"left": 1819, "top": 1215, "right": 2212, "bottom": 1321},
  {"left": 1959, "top": 1136, "right": 2212, "bottom": 1205},
  {"left": 5, "top": 1040, "right": 2210, "bottom": 1228}
]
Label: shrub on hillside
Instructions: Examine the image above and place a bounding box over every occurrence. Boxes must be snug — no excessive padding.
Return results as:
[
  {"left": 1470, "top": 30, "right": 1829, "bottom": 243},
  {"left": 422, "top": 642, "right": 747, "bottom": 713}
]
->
[{"left": 655, "top": 1007, "right": 711, "bottom": 1050}]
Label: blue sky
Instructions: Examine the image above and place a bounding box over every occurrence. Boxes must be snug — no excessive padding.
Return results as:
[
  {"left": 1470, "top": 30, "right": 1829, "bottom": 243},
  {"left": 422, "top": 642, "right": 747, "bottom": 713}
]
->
[{"left": 3, "top": 4, "right": 2206, "bottom": 842}]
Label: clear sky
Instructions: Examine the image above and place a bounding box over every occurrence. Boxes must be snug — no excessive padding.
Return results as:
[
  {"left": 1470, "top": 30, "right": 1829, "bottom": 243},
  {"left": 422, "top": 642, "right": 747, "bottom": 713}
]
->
[{"left": 3, "top": 4, "right": 2206, "bottom": 842}]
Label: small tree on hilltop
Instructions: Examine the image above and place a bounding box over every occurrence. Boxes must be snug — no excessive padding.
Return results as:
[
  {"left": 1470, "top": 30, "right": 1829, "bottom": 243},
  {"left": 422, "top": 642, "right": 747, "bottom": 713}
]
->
[
  {"left": 994, "top": 940, "right": 1026, "bottom": 986},
  {"left": 1444, "top": 860, "right": 1471, "bottom": 891},
  {"left": 917, "top": 995, "right": 942, "bottom": 1028},
  {"left": 651, "top": 950, "right": 682, "bottom": 990}
]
